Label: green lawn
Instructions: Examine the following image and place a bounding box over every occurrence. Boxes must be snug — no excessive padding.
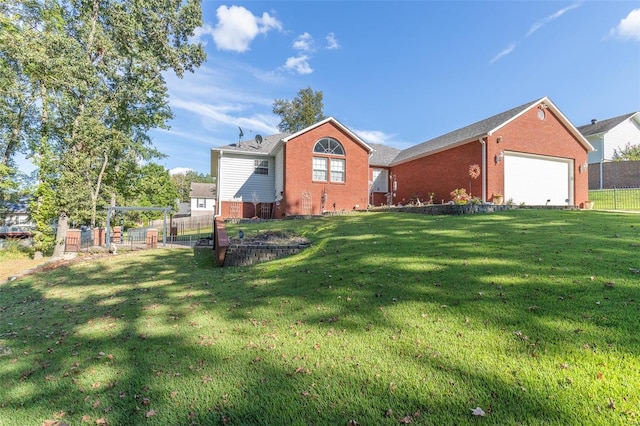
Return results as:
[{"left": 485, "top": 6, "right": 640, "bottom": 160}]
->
[
  {"left": 589, "top": 188, "right": 640, "bottom": 211},
  {"left": 1, "top": 210, "right": 639, "bottom": 425}
]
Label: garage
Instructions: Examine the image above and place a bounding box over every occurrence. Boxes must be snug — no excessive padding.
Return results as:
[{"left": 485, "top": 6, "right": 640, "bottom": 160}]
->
[{"left": 504, "top": 152, "right": 573, "bottom": 206}]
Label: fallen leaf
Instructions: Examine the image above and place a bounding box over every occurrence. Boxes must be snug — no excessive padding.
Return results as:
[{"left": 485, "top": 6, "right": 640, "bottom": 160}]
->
[
  {"left": 399, "top": 415, "right": 412, "bottom": 423},
  {"left": 471, "top": 407, "right": 486, "bottom": 416},
  {"left": 145, "top": 409, "right": 156, "bottom": 418}
]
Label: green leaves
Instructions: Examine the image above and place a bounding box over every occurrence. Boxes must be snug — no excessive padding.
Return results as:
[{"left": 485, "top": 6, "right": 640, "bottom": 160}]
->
[{"left": 273, "top": 86, "right": 325, "bottom": 133}]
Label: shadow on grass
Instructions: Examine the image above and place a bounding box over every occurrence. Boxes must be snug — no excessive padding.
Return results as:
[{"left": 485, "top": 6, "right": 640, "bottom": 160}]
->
[{"left": 0, "top": 210, "right": 638, "bottom": 424}]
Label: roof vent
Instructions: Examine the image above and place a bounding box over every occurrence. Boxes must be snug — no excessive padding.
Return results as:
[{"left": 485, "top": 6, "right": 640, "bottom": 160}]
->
[{"left": 591, "top": 119, "right": 597, "bottom": 125}]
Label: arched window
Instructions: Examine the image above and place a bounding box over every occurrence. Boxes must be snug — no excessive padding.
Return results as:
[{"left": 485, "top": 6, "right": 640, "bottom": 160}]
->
[
  {"left": 312, "top": 138, "right": 345, "bottom": 183},
  {"left": 313, "top": 138, "right": 344, "bottom": 155}
]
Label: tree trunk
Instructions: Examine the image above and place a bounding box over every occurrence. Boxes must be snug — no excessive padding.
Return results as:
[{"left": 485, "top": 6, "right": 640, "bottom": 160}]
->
[
  {"left": 90, "top": 151, "right": 109, "bottom": 227},
  {"left": 52, "top": 211, "right": 68, "bottom": 257}
]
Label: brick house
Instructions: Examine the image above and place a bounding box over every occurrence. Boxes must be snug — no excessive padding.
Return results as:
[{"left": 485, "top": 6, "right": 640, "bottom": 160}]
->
[
  {"left": 211, "top": 97, "right": 594, "bottom": 218},
  {"left": 210, "top": 117, "right": 373, "bottom": 218}
]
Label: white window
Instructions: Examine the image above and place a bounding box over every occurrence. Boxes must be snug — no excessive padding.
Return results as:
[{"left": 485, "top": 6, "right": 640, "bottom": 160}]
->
[
  {"left": 197, "top": 198, "right": 205, "bottom": 208},
  {"left": 313, "top": 157, "right": 328, "bottom": 181},
  {"left": 254, "top": 159, "right": 269, "bottom": 175},
  {"left": 314, "top": 138, "right": 344, "bottom": 155},
  {"left": 330, "top": 158, "right": 345, "bottom": 183},
  {"left": 372, "top": 169, "right": 388, "bottom": 192}
]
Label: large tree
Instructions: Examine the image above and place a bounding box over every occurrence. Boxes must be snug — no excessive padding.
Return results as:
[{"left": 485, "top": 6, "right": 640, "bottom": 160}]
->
[
  {"left": 272, "top": 86, "right": 325, "bottom": 133},
  {"left": 1, "top": 0, "right": 205, "bottom": 254}
]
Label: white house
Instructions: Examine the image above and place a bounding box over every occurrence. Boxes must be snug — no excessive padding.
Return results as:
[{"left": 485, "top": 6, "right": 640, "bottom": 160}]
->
[
  {"left": 578, "top": 112, "right": 640, "bottom": 164},
  {"left": 190, "top": 182, "right": 216, "bottom": 217}
]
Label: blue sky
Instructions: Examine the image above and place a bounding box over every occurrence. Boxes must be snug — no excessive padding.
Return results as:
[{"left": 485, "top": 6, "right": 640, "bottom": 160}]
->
[{"left": 150, "top": 1, "right": 637, "bottom": 174}]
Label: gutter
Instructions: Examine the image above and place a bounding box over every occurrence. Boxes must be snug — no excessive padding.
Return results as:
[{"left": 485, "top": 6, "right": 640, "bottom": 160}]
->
[{"left": 480, "top": 138, "right": 487, "bottom": 202}]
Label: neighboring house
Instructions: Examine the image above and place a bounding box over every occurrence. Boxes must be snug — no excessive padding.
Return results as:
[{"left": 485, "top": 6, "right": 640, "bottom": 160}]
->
[
  {"left": 0, "top": 197, "right": 32, "bottom": 226},
  {"left": 211, "top": 97, "right": 595, "bottom": 218},
  {"left": 578, "top": 112, "right": 640, "bottom": 165},
  {"left": 190, "top": 183, "right": 216, "bottom": 217},
  {"left": 174, "top": 202, "right": 191, "bottom": 218},
  {"left": 577, "top": 112, "right": 640, "bottom": 189}
]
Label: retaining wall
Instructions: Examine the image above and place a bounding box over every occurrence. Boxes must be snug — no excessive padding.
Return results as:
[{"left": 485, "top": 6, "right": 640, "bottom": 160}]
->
[{"left": 223, "top": 243, "right": 309, "bottom": 267}]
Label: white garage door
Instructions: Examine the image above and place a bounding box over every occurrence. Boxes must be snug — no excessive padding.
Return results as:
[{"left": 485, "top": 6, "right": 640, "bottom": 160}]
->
[{"left": 504, "top": 153, "right": 573, "bottom": 206}]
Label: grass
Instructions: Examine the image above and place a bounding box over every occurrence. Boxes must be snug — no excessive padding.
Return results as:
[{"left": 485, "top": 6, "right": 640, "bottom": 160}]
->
[
  {"left": 589, "top": 188, "right": 640, "bottom": 211},
  {"left": 1, "top": 210, "right": 639, "bottom": 425},
  {"left": 0, "top": 239, "right": 50, "bottom": 282}
]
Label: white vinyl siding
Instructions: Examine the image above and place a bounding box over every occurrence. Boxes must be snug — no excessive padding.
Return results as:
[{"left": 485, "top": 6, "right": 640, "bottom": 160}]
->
[
  {"left": 371, "top": 169, "right": 388, "bottom": 192},
  {"left": 274, "top": 149, "right": 284, "bottom": 200},
  {"left": 313, "top": 157, "right": 328, "bottom": 181},
  {"left": 219, "top": 154, "right": 275, "bottom": 202},
  {"left": 190, "top": 197, "right": 216, "bottom": 212},
  {"left": 330, "top": 158, "right": 345, "bottom": 182},
  {"left": 587, "top": 117, "right": 640, "bottom": 163}
]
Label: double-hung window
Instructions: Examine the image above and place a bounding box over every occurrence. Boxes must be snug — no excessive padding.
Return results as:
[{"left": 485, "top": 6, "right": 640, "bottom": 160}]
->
[
  {"left": 254, "top": 159, "right": 269, "bottom": 175},
  {"left": 330, "top": 158, "right": 345, "bottom": 183},
  {"left": 313, "top": 157, "right": 328, "bottom": 181}
]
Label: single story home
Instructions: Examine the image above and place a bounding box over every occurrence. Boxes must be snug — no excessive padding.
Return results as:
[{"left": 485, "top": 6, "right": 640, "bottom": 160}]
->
[
  {"left": 190, "top": 182, "right": 216, "bottom": 217},
  {"left": 210, "top": 96, "right": 594, "bottom": 218}
]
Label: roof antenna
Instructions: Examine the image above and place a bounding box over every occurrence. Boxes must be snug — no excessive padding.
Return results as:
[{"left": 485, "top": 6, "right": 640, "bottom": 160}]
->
[{"left": 238, "top": 126, "right": 244, "bottom": 143}]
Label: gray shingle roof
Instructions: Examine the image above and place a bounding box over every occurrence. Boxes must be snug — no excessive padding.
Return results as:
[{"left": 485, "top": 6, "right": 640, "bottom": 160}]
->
[
  {"left": 391, "top": 98, "right": 543, "bottom": 165},
  {"left": 190, "top": 182, "right": 216, "bottom": 198},
  {"left": 215, "top": 132, "right": 291, "bottom": 154},
  {"left": 368, "top": 143, "right": 401, "bottom": 166},
  {"left": 576, "top": 112, "right": 638, "bottom": 137}
]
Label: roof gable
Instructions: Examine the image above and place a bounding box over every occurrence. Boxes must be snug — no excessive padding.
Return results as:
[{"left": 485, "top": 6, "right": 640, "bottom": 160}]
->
[
  {"left": 577, "top": 112, "right": 640, "bottom": 137},
  {"left": 281, "top": 117, "right": 373, "bottom": 153},
  {"left": 391, "top": 97, "right": 593, "bottom": 165}
]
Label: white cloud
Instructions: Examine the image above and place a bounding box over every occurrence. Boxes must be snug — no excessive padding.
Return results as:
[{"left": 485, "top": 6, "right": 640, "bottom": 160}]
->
[
  {"left": 169, "top": 167, "right": 194, "bottom": 175},
  {"left": 490, "top": 2, "right": 580, "bottom": 63},
  {"left": 351, "top": 128, "right": 413, "bottom": 149},
  {"left": 490, "top": 42, "right": 517, "bottom": 63},
  {"left": 526, "top": 2, "right": 581, "bottom": 36},
  {"left": 170, "top": 98, "right": 277, "bottom": 134},
  {"left": 608, "top": 8, "right": 640, "bottom": 42},
  {"left": 209, "top": 5, "right": 282, "bottom": 52},
  {"left": 283, "top": 55, "right": 313, "bottom": 74},
  {"left": 326, "top": 33, "right": 340, "bottom": 50},
  {"left": 293, "top": 32, "right": 313, "bottom": 51}
]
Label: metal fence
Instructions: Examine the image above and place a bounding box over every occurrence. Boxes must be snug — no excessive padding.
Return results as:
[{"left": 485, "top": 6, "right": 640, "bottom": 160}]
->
[{"left": 588, "top": 188, "right": 640, "bottom": 211}]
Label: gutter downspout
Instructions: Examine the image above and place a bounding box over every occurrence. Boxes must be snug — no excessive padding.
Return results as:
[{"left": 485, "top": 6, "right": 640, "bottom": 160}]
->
[
  {"left": 480, "top": 138, "right": 487, "bottom": 202},
  {"left": 599, "top": 135, "right": 604, "bottom": 190},
  {"left": 216, "top": 151, "right": 223, "bottom": 217}
]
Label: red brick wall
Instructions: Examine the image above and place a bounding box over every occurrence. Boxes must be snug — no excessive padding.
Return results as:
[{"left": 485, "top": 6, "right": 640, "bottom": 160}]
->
[
  {"left": 489, "top": 106, "right": 589, "bottom": 206},
  {"left": 391, "top": 142, "right": 482, "bottom": 205},
  {"left": 281, "top": 122, "right": 370, "bottom": 215},
  {"left": 390, "top": 104, "right": 590, "bottom": 206}
]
